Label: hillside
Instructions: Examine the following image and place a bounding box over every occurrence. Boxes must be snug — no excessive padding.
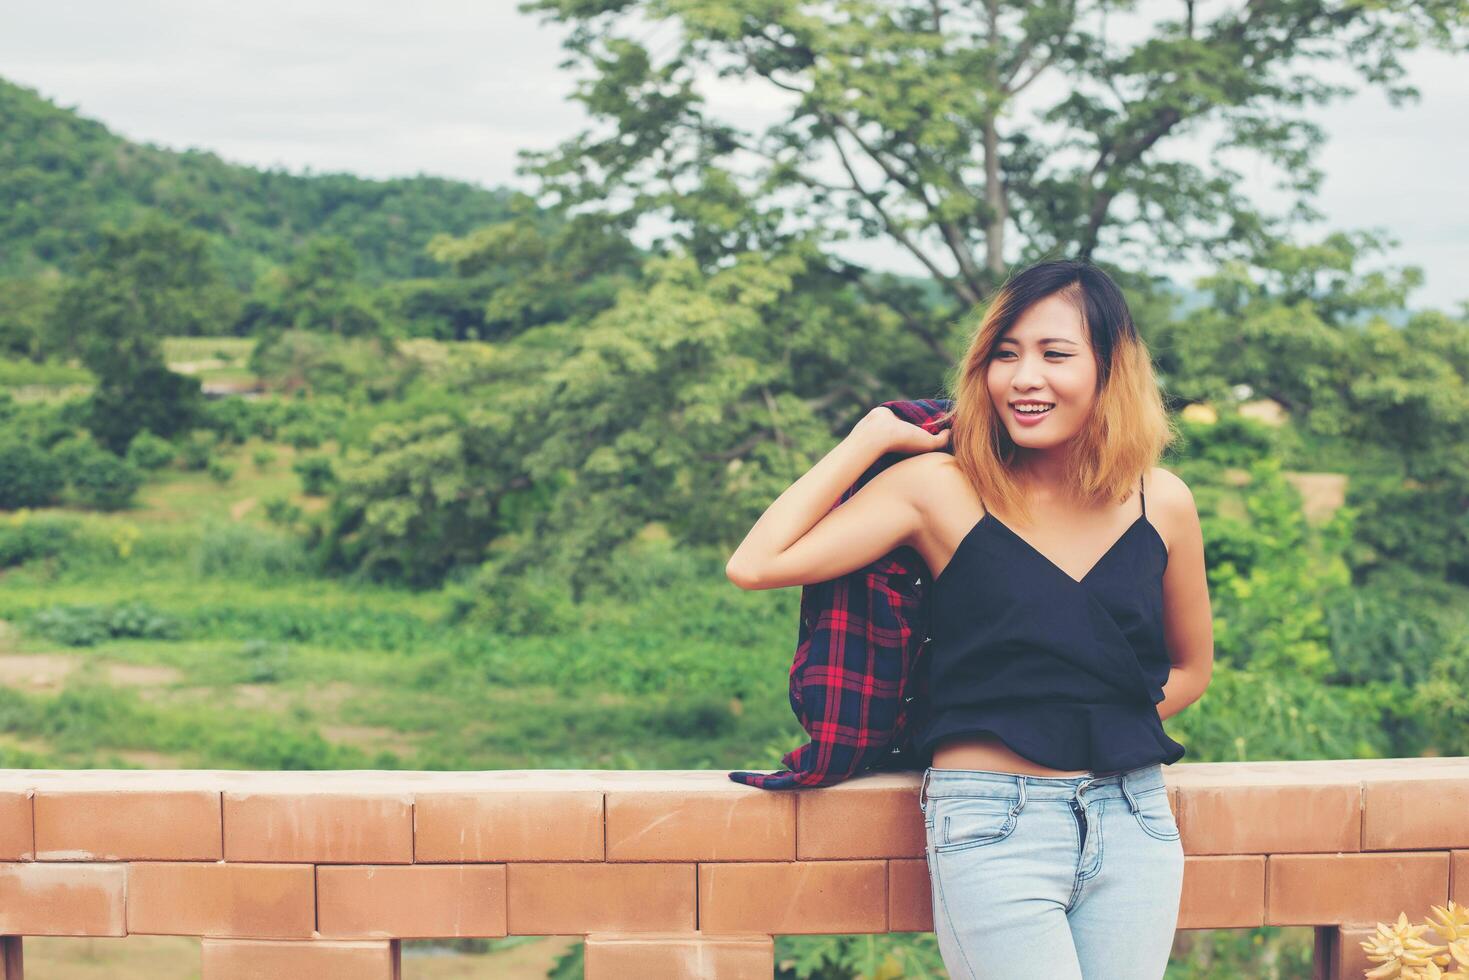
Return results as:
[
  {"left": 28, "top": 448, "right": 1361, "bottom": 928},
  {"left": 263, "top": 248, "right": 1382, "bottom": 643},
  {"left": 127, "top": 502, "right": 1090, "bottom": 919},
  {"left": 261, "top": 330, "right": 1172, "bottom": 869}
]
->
[{"left": 0, "top": 77, "right": 516, "bottom": 288}]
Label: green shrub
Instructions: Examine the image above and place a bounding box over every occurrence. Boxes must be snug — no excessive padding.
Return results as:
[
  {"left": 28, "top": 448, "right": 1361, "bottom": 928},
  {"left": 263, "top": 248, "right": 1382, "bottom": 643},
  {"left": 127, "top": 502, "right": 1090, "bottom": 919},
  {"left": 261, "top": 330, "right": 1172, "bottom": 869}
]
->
[
  {"left": 206, "top": 456, "right": 235, "bottom": 484},
  {"left": 0, "top": 441, "right": 63, "bottom": 508},
  {"left": 178, "top": 430, "right": 215, "bottom": 471},
  {"left": 281, "top": 420, "right": 324, "bottom": 449},
  {"left": 193, "top": 521, "right": 310, "bottom": 579},
  {"left": 262, "top": 495, "right": 304, "bottom": 527},
  {"left": 238, "top": 639, "right": 291, "bottom": 683},
  {"left": 252, "top": 447, "right": 277, "bottom": 470},
  {"left": 0, "top": 513, "right": 77, "bottom": 567},
  {"left": 292, "top": 454, "right": 335, "bottom": 494},
  {"left": 27, "top": 602, "right": 181, "bottom": 647},
  {"left": 448, "top": 562, "right": 582, "bottom": 637},
  {"left": 69, "top": 451, "right": 143, "bottom": 510},
  {"left": 126, "top": 430, "right": 176, "bottom": 470}
]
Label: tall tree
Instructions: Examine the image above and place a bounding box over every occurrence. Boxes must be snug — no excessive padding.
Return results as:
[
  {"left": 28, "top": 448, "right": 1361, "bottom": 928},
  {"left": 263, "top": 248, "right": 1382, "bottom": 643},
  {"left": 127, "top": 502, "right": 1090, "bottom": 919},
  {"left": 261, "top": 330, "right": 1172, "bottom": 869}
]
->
[
  {"left": 521, "top": 0, "right": 1467, "bottom": 328},
  {"left": 50, "top": 216, "right": 232, "bottom": 451}
]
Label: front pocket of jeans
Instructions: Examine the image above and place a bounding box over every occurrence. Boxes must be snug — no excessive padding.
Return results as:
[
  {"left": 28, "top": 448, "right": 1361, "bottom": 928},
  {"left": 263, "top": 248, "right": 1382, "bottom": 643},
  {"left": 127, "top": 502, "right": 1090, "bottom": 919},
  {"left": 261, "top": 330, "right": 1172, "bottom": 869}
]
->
[
  {"left": 1132, "top": 789, "right": 1180, "bottom": 841},
  {"left": 933, "top": 797, "right": 1017, "bottom": 852}
]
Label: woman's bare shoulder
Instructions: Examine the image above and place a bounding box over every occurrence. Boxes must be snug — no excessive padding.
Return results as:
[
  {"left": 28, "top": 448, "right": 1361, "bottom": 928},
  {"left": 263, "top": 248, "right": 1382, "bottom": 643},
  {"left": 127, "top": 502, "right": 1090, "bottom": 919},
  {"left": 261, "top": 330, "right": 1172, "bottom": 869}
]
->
[{"left": 1145, "top": 465, "right": 1198, "bottom": 549}]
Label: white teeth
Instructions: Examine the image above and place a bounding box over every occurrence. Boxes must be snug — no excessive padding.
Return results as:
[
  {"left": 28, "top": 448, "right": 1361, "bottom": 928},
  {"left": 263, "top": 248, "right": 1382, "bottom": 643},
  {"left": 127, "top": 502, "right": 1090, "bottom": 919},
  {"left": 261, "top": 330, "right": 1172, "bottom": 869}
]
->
[{"left": 1014, "top": 404, "right": 1054, "bottom": 414}]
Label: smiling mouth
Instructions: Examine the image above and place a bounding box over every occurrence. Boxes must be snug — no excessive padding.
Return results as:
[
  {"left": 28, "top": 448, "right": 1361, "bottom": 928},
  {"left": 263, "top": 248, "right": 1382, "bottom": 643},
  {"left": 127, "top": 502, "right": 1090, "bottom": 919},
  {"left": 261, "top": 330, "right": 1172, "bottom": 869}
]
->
[{"left": 1011, "top": 402, "right": 1055, "bottom": 415}]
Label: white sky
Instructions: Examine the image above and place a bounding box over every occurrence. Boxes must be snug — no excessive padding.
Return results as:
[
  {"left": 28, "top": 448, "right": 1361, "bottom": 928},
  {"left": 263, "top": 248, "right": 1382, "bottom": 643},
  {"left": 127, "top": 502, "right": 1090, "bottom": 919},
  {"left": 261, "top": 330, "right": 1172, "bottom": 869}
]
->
[{"left": 2, "top": 0, "right": 1465, "bottom": 311}]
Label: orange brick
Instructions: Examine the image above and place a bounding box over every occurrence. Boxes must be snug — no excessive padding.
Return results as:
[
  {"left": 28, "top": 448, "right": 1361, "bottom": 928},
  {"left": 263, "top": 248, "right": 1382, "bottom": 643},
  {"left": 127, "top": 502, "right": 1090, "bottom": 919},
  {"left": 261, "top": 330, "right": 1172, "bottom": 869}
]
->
[
  {"left": 1177, "top": 783, "right": 1360, "bottom": 855},
  {"left": 415, "top": 791, "right": 603, "bottom": 862},
  {"left": 0, "top": 862, "right": 126, "bottom": 936},
  {"left": 224, "top": 792, "right": 412, "bottom": 863},
  {"left": 201, "top": 938, "right": 401, "bottom": 979},
  {"left": 888, "top": 859, "right": 932, "bottom": 932},
  {"left": 127, "top": 862, "right": 315, "bottom": 938},
  {"left": 1177, "top": 855, "right": 1265, "bottom": 929},
  {"left": 700, "top": 861, "right": 887, "bottom": 934},
  {"left": 606, "top": 790, "right": 794, "bottom": 862},
  {"left": 1363, "top": 778, "right": 1469, "bottom": 850},
  {"left": 797, "top": 777, "right": 924, "bottom": 859},
  {"left": 507, "top": 863, "right": 695, "bottom": 934},
  {"left": 1267, "top": 852, "right": 1448, "bottom": 926},
  {"left": 317, "top": 864, "right": 507, "bottom": 938},
  {"left": 1318, "top": 925, "right": 1381, "bottom": 980},
  {"left": 585, "top": 932, "right": 773, "bottom": 979},
  {"left": 1454, "top": 850, "right": 1469, "bottom": 903},
  {"left": 0, "top": 792, "right": 32, "bottom": 861},
  {"left": 35, "top": 789, "right": 220, "bottom": 861}
]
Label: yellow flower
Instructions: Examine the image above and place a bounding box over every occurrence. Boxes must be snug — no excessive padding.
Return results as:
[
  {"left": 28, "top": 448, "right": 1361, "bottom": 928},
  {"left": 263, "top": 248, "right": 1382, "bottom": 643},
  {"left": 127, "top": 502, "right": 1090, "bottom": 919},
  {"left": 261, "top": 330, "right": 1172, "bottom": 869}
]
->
[
  {"left": 1429, "top": 902, "right": 1469, "bottom": 943},
  {"left": 1362, "top": 912, "right": 1450, "bottom": 978}
]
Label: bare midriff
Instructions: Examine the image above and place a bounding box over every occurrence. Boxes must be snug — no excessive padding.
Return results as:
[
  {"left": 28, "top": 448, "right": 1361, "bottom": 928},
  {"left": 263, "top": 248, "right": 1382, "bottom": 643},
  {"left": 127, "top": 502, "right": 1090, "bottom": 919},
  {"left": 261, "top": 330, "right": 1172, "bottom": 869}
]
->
[{"left": 930, "top": 732, "right": 1097, "bottom": 777}]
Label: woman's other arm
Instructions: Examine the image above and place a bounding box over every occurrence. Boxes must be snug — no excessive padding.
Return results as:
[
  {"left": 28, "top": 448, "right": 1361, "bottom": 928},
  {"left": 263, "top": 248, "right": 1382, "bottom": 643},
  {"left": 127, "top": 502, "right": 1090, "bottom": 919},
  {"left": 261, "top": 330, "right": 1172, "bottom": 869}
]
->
[
  {"left": 1154, "top": 467, "right": 1215, "bottom": 722},
  {"left": 725, "top": 409, "right": 948, "bottom": 590}
]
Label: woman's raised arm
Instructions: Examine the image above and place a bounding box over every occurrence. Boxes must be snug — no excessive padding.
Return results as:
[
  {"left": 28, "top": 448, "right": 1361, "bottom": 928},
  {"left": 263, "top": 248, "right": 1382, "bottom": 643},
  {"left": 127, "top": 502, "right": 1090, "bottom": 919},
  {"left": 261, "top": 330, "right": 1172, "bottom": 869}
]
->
[{"left": 725, "top": 408, "right": 948, "bottom": 590}]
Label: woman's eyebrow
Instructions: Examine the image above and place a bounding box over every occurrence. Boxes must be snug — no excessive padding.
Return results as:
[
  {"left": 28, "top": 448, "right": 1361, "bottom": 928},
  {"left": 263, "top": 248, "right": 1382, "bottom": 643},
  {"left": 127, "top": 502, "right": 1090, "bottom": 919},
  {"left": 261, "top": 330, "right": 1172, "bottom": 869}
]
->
[{"left": 996, "top": 337, "right": 1081, "bottom": 346}]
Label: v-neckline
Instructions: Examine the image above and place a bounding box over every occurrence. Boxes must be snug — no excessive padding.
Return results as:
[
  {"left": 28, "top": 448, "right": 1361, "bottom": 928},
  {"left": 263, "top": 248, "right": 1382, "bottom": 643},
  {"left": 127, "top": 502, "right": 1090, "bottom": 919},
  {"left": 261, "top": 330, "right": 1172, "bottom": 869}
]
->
[
  {"left": 984, "top": 511, "right": 1147, "bottom": 586},
  {"left": 932, "top": 511, "right": 1152, "bottom": 589}
]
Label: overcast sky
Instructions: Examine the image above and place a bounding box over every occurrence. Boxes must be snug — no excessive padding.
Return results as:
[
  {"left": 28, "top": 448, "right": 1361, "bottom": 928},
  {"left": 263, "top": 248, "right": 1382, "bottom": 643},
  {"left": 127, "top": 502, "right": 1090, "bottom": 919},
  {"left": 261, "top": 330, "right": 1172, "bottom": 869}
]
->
[{"left": 3, "top": 0, "right": 1465, "bottom": 311}]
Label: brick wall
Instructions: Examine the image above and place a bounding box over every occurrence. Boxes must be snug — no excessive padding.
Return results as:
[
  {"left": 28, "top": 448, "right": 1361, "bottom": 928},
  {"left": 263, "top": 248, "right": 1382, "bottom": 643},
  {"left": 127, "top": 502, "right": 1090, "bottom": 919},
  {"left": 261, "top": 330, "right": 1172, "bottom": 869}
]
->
[{"left": 2, "top": 759, "right": 1467, "bottom": 978}]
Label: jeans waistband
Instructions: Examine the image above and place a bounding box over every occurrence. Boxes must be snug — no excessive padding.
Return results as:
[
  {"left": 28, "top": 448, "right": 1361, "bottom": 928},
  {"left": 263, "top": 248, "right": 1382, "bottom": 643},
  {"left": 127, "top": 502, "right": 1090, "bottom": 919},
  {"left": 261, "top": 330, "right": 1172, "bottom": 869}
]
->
[{"left": 919, "top": 762, "right": 1166, "bottom": 809}]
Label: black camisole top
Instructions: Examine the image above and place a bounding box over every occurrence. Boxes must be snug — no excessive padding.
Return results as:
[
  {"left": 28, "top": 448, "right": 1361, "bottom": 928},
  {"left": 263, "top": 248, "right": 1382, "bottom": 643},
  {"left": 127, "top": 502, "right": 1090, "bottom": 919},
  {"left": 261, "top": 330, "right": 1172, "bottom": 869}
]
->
[{"left": 917, "top": 475, "right": 1186, "bottom": 773}]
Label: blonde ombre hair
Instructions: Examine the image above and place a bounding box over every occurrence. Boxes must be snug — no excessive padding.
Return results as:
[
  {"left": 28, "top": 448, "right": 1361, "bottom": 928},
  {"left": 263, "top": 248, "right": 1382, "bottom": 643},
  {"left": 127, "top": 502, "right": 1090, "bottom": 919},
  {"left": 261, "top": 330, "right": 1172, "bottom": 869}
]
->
[{"left": 936, "top": 260, "right": 1179, "bottom": 525}]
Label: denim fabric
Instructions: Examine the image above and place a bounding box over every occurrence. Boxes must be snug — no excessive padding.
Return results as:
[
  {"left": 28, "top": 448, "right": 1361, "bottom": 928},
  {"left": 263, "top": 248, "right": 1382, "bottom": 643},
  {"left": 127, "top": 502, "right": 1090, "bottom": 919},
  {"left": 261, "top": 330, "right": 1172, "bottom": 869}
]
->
[{"left": 919, "top": 763, "right": 1184, "bottom": 979}]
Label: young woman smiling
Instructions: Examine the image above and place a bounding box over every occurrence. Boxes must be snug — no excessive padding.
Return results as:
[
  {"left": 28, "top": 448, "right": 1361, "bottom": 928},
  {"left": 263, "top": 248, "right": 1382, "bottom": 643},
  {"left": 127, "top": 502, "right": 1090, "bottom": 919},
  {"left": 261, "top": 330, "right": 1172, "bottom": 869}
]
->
[{"left": 727, "top": 259, "right": 1214, "bottom": 978}]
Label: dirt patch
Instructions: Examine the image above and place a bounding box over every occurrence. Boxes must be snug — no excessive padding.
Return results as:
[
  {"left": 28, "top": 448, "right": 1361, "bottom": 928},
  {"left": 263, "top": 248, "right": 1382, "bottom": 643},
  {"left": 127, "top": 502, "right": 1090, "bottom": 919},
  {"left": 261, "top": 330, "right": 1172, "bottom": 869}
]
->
[
  {"left": 320, "top": 724, "right": 420, "bottom": 758},
  {"left": 230, "top": 497, "right": 258, "bottom": 520},
  {"left": 1283, "top": 471, "right": 1348, "bottom": 523},
  {"left": 104, "top": 663, "right": 184, "bottom": 687},
  {"left": 231, "top": 683, "right": 290, "bottom": 713},
  {"left": 0, "top": 653, "right": 81, "bottom": 691},
  {"left": 111, "top": 748, "right": 185, "bottom": 768}
]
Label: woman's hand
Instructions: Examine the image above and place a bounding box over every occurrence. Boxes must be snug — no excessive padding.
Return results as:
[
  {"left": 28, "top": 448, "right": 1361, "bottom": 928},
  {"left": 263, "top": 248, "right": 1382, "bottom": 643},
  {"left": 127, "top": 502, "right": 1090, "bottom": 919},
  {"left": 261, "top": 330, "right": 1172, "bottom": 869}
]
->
[{"left": 850, "top": 406, "right": 952, "bottom": 456}]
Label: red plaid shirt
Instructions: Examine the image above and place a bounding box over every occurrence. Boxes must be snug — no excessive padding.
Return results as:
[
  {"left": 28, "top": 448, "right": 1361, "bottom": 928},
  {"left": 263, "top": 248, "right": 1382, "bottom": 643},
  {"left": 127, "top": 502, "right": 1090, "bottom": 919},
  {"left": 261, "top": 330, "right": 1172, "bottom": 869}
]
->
[{"left": 729, "top": 398, "right": 953, "bottom": 789}]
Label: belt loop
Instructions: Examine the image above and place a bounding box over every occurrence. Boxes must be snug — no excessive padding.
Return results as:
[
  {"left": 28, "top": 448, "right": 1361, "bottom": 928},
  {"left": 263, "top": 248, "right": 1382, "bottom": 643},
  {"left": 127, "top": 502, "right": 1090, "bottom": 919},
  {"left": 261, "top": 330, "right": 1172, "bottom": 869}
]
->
[
  {"left": 1121, "top": 769, "right": 1141, "bottom": 814},
  {"left": 919, "top": 768, "right": 932, "bottom": 811},
  {"left": 1015, "top": 776, "right": 1028, "bottom": 813}
]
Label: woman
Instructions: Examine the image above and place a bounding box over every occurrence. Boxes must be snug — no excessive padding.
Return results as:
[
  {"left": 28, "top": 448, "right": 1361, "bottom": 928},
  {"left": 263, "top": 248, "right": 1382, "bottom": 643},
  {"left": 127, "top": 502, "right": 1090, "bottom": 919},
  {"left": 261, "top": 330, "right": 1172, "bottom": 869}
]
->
[{"left": 726, "top": 259, "right": 1214, "bottom": 978}]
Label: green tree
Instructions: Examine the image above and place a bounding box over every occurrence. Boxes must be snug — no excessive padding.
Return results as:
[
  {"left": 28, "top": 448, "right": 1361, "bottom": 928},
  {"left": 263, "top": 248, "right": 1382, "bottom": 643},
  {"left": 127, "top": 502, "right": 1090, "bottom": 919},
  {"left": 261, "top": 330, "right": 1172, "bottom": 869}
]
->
[
  {"left": 49, "top": 217, "right": 228, "bottom": 451},
  {"left": 421, "top": 196, "right": 644, "bottom": 340},
  {"left": 521, "top": 0, "right": 1467, "bottom": 339}
]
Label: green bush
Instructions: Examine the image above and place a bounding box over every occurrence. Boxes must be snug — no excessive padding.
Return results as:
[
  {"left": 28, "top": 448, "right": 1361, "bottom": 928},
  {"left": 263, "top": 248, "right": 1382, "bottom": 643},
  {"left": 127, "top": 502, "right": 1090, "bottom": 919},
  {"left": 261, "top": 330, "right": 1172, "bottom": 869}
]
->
[
  {"left": 178, "top": 430, "right": 216, "bottom": 471},
  {"left": 206, "top": 456, "right": 235, "bottom": 484},
  {"left": 0, "top": 441, "right": 63, "bottom": 508},
  {"left": 237, "top": 639, "right": 291, "bottom": 683},
  {"left": 69, "top": 450, "right": 143, "bottom": 510},
  {"left": 0, "top": 513, "right": 78, "bottom": 567},
  {"left": 27, "top": 601, "right": 181, "bottom": 647},
  {"left": 262, "top": 495, "right": 304, "bottom": 527},
  {"left": 193, "top": 521, "right": 311, "bottom": 579},
  {"left": 281, "top": 420, "right": 325, "bottom": 449},
  {"left": 292, "top": 454, "right": 335, "bottom": 494},
  {"left": 252, "top": 447, "right": 277, "bottom": 470},
  {"left": 448, "top": 562, "right": 582, "bottom": 637},
  {"left": 125, "top": 430, "right": 176, "bottom": 470}
]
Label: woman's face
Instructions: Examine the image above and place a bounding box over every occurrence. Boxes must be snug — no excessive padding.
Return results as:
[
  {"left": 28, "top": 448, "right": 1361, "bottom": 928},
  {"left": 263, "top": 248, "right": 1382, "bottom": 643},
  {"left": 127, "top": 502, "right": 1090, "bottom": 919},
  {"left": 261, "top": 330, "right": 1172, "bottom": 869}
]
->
[{"left": 985, "top": 293, "right": 1099, "bottom": 452}]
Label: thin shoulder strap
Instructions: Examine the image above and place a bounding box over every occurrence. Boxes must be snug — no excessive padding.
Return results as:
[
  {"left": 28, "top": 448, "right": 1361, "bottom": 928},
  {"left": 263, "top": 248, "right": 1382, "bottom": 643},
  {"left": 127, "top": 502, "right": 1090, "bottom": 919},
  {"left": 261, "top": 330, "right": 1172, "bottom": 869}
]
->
[{"left": 1139, "top": 474, "right": 1146, "bottom": 518}]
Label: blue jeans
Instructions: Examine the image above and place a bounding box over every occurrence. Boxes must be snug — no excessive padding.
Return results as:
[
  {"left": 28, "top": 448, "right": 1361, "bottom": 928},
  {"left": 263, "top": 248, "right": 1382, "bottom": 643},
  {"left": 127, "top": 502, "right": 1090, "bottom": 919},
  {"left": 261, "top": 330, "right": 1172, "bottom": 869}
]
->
[{"left": 919, "top": 763, "right": 1184, "bottom": 979}]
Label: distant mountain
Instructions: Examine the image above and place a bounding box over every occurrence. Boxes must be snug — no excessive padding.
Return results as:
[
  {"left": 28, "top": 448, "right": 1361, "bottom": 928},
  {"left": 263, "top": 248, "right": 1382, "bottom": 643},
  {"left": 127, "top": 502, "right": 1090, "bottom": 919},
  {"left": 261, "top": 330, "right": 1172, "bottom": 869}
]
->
[{"left": 0, "top": 77, "right": 517, "bottom": 288}]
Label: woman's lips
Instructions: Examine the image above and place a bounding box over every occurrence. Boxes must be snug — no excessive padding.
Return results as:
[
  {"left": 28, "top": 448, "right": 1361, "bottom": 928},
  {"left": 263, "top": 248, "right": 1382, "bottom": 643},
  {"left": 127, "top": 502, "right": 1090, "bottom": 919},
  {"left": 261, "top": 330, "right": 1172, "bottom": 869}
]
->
[{"left": 1010, "top": 403, "right": 1054, "bottom": 426}]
